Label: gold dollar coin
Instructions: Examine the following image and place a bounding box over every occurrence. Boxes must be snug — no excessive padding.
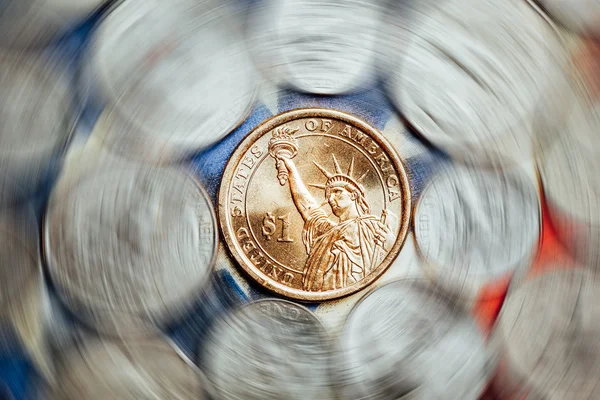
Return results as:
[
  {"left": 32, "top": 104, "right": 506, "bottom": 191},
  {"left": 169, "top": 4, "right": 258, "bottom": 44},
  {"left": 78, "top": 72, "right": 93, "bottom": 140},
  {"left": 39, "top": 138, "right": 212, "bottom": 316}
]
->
[{"left": 219, "top": 108, "right": 411, "bottom": 301}]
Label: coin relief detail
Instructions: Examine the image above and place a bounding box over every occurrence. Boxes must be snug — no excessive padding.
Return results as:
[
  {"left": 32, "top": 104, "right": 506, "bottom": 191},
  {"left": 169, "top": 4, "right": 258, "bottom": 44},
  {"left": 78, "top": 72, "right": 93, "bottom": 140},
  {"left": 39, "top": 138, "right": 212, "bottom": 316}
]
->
[{"left": 219, "top": 109, "right": 411, "bottom": 301}]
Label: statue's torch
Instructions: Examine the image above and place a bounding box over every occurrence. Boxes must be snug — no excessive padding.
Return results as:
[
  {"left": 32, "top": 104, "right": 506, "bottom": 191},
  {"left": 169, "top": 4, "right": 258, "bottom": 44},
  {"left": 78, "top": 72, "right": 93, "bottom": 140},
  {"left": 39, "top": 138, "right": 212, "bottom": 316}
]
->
[
  {"left": 268, "top": 126, "right": 299, "bottom": 186},
  {"left": 369, "top": 209, "right": 388, "bottom": 273}
]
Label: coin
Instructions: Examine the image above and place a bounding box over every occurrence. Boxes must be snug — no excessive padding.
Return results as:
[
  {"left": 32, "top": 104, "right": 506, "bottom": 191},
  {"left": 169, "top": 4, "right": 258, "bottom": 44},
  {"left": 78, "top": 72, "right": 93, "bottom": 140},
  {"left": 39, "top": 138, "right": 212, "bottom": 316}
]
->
[
  {"left": 0, "top": 206, "right": 53, "bottom": 382},
  {"left": 334, "top": 279, "right": 490, "bottom": 399},
  {"left": 49, "top": 335, "right": 208, "bottom": 399},
  {"left": 537, "top": 66, "right": 600, "bottom": 268},
  {"left": 84, "top": 0, "right": 258, "bottom": 162},
  {"left": 413, "top": 164, "right": 541, "bottom": 303},
  {"left": 44, "top": 166, "right": 217, "bottom": 337},
  {"left": 247, "top": 0, "right": 381, "bottom": 94},
  {"left": 0, "top": 50, "right": 75, "bottom": 205},
  {"left": 202, "top": 299, "right": 334, "bottom": 400},
  {"left": 496, "top": 269, "right": 600, "bottom": 399},
  {"left": 0, "top": 0, "right": 107, "bottom": 48},
  {"left": 537, "top": 0, "right": 600, "bottom": 36},
  {"left": 384, "top": 0, "right": 569, "bottom": 167},
  {"left": 218, "top": 108, "right": 411, "bottom": 301}
]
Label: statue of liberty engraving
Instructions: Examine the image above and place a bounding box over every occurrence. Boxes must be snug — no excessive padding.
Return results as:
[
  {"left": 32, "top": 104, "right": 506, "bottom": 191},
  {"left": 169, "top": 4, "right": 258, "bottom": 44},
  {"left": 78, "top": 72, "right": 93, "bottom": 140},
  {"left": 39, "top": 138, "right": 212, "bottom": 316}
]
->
[{"left": 269, "top": 126, "right": 394, "bottom": 292}]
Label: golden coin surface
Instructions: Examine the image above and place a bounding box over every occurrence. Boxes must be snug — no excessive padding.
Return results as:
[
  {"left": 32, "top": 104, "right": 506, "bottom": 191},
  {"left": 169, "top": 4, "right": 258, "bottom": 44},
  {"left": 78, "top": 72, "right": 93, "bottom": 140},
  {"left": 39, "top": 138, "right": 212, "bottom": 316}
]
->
[{"left": 219, "top": 108, "right": 411, "bottom": 301}]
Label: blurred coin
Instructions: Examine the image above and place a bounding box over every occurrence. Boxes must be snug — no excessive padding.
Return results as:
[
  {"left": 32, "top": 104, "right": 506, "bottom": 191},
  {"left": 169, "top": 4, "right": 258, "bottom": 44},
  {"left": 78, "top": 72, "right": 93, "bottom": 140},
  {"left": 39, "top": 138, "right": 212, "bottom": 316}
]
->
[
  {"left": 537, "top": 0, "right": 600, "bottom": 36},
  {"left": 497, "top": 269, "right": 600, "bottom": 399},
  {"left": 218, "top": 108, "right": 411, "bottom": 301},
  {"left": 0, "top": 50, "right": 75, "bottom": 205},
  {"left": 84, "top": 0, "right": 258, "bottom": 163},
  {"left": 537, "top": 65, "right": 600, "bottom": 267},
  {"left": 202, "top": 299, "right": 335, "bottom": 400},
  {"left": 50, "top": 334, "right": 208, "bottom": 399},
  {"left": 385, "top": 0, "right": 569, "bottom": 167},
  {"left": 334, "top": 279, "right": 491, "bottom": 399},
  {"left": 44, "top": 166, "right": 217, "bottom": 337},
  {"left": 413, "top": 164, "right": 541, "bottom": 303},
  {"left": 0, "top": 0, "right": 108, "bottom": 48},
  {"left": 247, "top": 0, "right": 381, "bottom": 94},
  {"left": 0, "top": 206, "right": 54, "bottom": 382}
]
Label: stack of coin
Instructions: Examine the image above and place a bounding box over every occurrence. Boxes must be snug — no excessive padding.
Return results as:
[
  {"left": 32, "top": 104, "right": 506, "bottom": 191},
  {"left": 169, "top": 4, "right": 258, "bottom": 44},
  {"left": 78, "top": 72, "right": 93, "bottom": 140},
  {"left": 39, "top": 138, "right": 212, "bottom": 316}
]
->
[
  {"left": 246, "top": 0, "right": 382, "bottom": 94},
  {"left": 83, "top": 0, "right": 258, "bottom": 163},
  {"left": 496, "top": 268, "right": 600, "bottom": 399},
  {"left": 333, "top": 279, "right": 491, "bottom": 399},
  {"left": 413, "top": 164, "right": 541, "bottom": 304},
  {"left": 44, "top": 165, "right": 217, "bottom": 337},
  {"left": 536, "top": 0, "right": 600, "bottom": 36},
  {"left": 0, "top": 0, "right": 108, "bottom": 48},
  {"left": 0, "top": 50, "right": 76, "bottom": 205},
  {"left": 383, "top": 0, "right": 570, "bottom": 167},
  {"left": 201, "top": 299, "right": 335, "bottom": 400},
  {"left": 48, "top": 334, "right": 209, "bottom": 399}
]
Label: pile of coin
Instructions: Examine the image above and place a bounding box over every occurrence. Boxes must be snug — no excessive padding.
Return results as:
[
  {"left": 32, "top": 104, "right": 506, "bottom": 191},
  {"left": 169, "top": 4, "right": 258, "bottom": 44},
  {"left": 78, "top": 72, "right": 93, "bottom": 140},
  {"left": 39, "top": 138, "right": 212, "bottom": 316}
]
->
[{"left": 1, "top": 0, "right": 600, "bottom": 398}]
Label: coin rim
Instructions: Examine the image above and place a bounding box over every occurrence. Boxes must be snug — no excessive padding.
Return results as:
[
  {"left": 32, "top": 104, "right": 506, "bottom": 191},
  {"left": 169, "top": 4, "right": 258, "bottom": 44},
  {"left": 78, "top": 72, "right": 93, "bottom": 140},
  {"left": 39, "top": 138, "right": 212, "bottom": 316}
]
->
[
  {"left": 218, "top": 107, "right": 412, "bottom": 301},
  {"left": 41, "top": 166, "right": 219, "bottom": 337}
]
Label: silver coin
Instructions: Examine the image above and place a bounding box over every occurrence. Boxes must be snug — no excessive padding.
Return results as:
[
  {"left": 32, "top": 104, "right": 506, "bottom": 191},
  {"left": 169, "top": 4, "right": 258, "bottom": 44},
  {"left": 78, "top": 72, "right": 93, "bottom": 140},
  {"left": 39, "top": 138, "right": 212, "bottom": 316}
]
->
[
  {"left": 49, "top": 335, "right": 208, "bottom": 399},
  {"left": 0, "top": 206, "right": 54, "bottom": 381},
  {"left": 335, "top": 279, "right": 490, "bottom": 400},
  {"left": 247, "top": 0, "right": 381, "bottom": 94},
  {"left": 385, "top": 0, "right": 569, "bottom": 167},
  {"left": 84, "top": 0, "right": 258, "bottom": 162},
  {"left": 0, "top": 0, "right": 107, "bottom": 48},
  {"left": 497, "top": 268, "right": 600, "bottom": 399},
  {"left": 537, "top": 68, "right": 600, "bottom": 268},
  {"left": 202, "top": 299, "right": 335, "bottom": 400},
  {"left": 537, "top": 0, "right": 600, "bottom": 35},
  {"left": 44, "top": 166, "right": 217, "bottom": 337},
  {"left": 0, "top": 50, "right": 75, "bottom": 205},
  {"left": 413, "top": 164, "right": 541, "bottom": 303}
]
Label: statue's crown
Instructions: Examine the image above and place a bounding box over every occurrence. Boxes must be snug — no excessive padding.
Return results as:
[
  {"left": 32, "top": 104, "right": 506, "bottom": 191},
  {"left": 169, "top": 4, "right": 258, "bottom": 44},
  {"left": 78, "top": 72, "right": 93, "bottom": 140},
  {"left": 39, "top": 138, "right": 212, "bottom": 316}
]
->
[{"left": 310, "top": 155, "right": 368, "bottom": 196}]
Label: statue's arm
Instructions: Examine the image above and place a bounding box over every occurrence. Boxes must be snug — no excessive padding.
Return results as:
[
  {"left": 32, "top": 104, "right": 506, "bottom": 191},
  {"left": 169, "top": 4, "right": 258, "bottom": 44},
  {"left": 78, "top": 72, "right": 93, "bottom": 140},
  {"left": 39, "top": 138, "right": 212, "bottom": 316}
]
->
[{"left": 279, "top": 158, "right": 319, "bottom": 221}]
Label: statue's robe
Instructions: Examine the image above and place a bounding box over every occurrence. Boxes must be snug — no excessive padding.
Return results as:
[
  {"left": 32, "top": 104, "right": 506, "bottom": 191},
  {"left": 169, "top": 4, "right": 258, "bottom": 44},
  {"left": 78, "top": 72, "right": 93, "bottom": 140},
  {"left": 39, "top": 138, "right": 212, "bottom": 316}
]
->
[{"left": 302, "top": 208, "right": 380, "bottom": 291}]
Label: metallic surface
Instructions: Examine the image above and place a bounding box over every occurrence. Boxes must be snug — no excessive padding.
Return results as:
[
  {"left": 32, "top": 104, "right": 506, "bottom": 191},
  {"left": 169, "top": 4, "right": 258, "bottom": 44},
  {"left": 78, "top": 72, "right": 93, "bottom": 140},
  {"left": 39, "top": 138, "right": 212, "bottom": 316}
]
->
[
  {"left": 49, "top": 334, "right": 208, "bottom": 399},
  {"left": 202, "top": 299, "right": 334, "bottom": 400},
  {"left": 384, "top": 0, "right": 569, "bottom": 167},
  {"left": 334, "top": 279, "right": 490, "bottom": 399},
  {"left": 497, "top": 269, "right": 600, "bottom": 399},
  {"left": 84, "top": 0, "right": 258, "bottom": 162},
  {"left": 44, "top": 166, "right": 217, "bottom": 337},
  {"left": 414, "top": 164, "right": 541, "bottom": 302},
  {"left": 537, "top": 61, "right": 600, "bottom": 268},
  {"left": 0, "top": 50, "right": 75, "bottom": 205},
  {"left": 537, "top": 0, "right": 600, "bottom": 35},
  {"left": 0, "top": 206, "right": 53, "bottom": 383},
  {"left": 0, "top": 0, "right": 108, "bottom": 48},
  {"left": 219, "top": 108, "right": 411, "bottom": 301},
  {"left": 247, "top": 0, "right": 381, "bottom": 94}
]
